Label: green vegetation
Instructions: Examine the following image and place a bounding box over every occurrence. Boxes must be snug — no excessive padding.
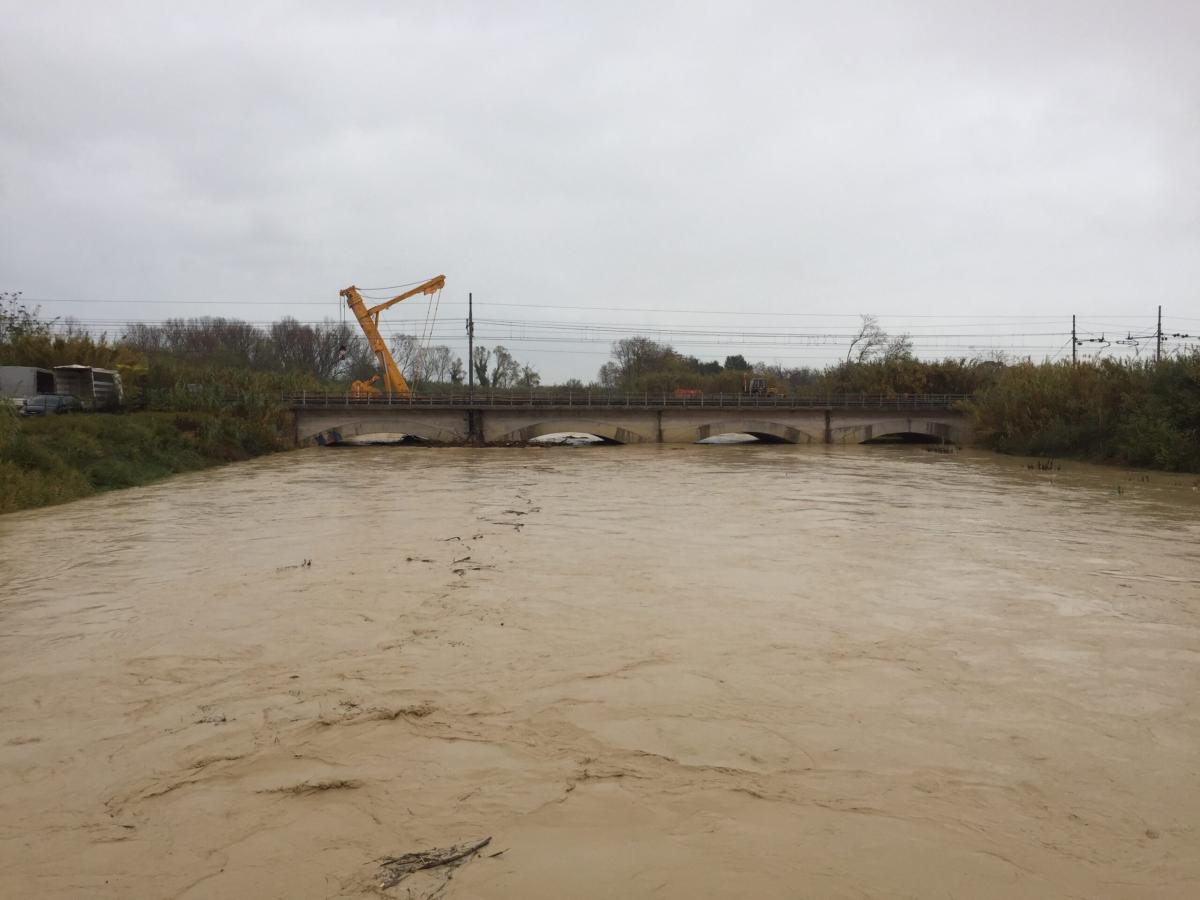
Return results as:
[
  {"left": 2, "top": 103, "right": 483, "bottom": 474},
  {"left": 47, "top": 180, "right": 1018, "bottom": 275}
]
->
[
  {"left": 2, "top": 295, "right": 304, "bottom": 513},
  {"left": 0, "top": 408, "right": 293, "bottom": 514},
  {"left": 593, "top": 334, "right": 1001, "bottom": 396},
  {"left": 594, "top": 333, "right": 1200, "bottom": 471},
  {"left": 968, "top": 355, "right": 1200, "bottom": 471}
]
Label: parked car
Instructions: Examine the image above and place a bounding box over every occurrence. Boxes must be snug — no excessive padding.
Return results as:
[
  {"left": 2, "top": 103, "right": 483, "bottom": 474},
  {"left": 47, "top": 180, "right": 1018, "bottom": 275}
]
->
[{"left": 20, "top": 394, "right": 82, "bottom": 416}]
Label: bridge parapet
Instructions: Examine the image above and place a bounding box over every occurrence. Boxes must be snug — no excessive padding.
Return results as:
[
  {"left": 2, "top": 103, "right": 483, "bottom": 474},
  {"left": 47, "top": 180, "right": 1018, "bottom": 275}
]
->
[{"left": 288, "top": 391, "right": 970, "bottom": 411}]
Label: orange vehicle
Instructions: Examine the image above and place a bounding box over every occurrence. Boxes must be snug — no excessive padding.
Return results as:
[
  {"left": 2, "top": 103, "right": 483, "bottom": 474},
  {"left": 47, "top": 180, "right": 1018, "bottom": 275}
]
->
[
  {"left": 672, "top": 388, "right": 703, "bottom": 399},
  {"left": 349, "top": 374, "right": 380, "bottom": 398}
]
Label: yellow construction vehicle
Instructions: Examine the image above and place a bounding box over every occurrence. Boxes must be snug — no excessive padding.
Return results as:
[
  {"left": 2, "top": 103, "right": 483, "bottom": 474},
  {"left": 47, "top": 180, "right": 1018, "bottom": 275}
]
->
[
  {"left": 340, "top": 275, "right": 446, "bottom": 397},
  {"left": 744, "top": 375, "right": 781, "bottom": 397},
  {"left": 349, "top": 374, "right": 380, "bottom": 398}
]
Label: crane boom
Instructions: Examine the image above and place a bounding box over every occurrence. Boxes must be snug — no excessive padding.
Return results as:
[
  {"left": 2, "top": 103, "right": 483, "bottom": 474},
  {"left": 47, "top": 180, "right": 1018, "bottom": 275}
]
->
[{"left": 340, "top": 275, "right": 446, "bottom": 396}]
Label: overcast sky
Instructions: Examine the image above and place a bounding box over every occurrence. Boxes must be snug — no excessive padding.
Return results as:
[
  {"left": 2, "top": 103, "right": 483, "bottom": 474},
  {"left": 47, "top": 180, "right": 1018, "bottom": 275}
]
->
[{"left": 2, "top": 1, "right": 1197, "bottom": 379}]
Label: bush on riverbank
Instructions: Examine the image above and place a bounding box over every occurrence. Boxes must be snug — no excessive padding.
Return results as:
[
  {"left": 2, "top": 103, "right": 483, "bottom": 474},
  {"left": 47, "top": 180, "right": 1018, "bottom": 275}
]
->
[
  {"left": 968, "top": 353, "right": 1200, "bottom": 471},
  {"left": 130, "top": 357, "right": 320, "bottom": 412},
  {"left": 815, "top": 357, "right": 1003, "bottom": 396},
  {"left": 0, "top": 409, "right": 293, "bottom": 514}
]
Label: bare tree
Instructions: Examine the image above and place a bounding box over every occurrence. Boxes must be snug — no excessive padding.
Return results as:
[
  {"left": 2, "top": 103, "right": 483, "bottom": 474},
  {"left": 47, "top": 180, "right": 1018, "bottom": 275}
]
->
[
  {"left": 120, "top": 321, "right": 167, "bottom": 353},
  {"left": 883, "top": 333, "right": 913, "bottom": 362},
  {"left": 472, "top": 345, "right": 492, "bottom": 388},
  {"left": 518, "top": 364, "right": 540, "bottom": 388},
  {"left": 846, "top": 315, "right": 888, "bottom": 363},
  {"left": 1, "top": 292, "right": 53, "bottom": 341},
  {"left": 422, "top": 345, "right": 456, "bottom": 383},
  {"left": 389, "top": 334, "right": 422, "bottom": 380},
  {"left": 315, "top": 321, "right": 363, "bottom": 380},
  {"left": 340, "top": 333, "right": 377, "bottom": 380},
  {"left": 149, "top": 317, "right": 271, "bottom": 368},
  {"left": 386, "top": 335, "right": 461, "bottom": 385},
  {"left": 269, "top": 318, "right": 344, "bottom": 379},
  {"left": 58, "top": 317, "right": 95, "bottom": 340},
  {"left": 610, "top": 336, "right": 674, "bottom": 385},
  {"left": 490, "top": 346, "right": 521, "bottom": 389},
  {"left": 597, "top": 361, "right": 620, "bottom": 388}
]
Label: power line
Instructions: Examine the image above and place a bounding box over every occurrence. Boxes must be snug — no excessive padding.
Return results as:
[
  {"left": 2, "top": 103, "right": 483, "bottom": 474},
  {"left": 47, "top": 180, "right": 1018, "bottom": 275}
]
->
[
  {"left": 21, "top": 295, "right": 1200, "bottom": 321},
  {"left": 37, "top": 319, "right": 1071, "bottom": 342},
  {"left": 29, "top": 303, "right": 1189, "bottom": 368}
]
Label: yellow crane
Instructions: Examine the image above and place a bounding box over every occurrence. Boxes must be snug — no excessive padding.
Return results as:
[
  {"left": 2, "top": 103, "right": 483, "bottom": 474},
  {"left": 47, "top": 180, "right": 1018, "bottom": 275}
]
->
[{"left": 340, "top": 275, "right": 446, "bottom": 397}]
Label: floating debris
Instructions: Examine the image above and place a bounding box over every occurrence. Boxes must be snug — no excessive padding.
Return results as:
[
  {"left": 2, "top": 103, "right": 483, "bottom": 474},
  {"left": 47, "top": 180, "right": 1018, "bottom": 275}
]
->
[
  {"left": 259, "top": 778, "right": 361, "bottom": 796},
  {"left": 377, "top": 836, "right": 492, "bottom": 890}
]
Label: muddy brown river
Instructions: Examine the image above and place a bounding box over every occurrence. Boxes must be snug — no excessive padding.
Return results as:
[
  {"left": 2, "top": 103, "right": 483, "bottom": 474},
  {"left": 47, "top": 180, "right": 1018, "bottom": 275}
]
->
[{"left": 1, "top": 445, "right": 1198, "bottom": 899}]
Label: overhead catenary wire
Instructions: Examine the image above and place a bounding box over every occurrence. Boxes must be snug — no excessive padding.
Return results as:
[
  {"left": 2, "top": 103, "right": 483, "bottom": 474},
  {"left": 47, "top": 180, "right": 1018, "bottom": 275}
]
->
[
  {"left": 37, "top": 320, "right": 1195, "bottom": 345},
  {"left": 38, "top": 320, "right": 1075, "bottom": 344},
  {"left": 21, "top": 295, "right": 1200, "bottom": 321}
]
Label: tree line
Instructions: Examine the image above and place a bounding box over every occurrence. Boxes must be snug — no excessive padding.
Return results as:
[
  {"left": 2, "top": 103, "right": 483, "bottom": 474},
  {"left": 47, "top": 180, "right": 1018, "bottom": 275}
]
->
[
  {"left": 592, "top": 316, "right": 930, "bottom": 394},
  {"left": 2, "top": 293, "right": 540, "bottom": 390}
]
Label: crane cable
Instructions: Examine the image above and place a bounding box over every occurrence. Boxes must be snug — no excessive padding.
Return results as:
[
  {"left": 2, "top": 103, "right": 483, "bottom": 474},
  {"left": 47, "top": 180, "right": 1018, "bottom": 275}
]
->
[
  {"left": 427, "top": 289, "right": 443, "bottom": 351},
  {"left": 334, "top": 288, "right": 349, "bottom": 365},
  {"left": 412, "top": 287, "right": 443, "bottom": 388},
  {"left": 412, "top": 293, "right": 432, "bottom": 388}
]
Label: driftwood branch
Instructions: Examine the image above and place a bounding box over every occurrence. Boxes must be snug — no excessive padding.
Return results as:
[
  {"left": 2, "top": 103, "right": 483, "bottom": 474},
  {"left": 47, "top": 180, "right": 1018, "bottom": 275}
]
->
[{"left": 378, "top": 837, "right": 492, "bottom": 890}]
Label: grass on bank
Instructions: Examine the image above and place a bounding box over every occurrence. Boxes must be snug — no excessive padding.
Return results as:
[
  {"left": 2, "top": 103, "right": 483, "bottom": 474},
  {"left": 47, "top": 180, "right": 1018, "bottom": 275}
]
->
[{"left": 0, "top": 409, "right": 292, "bottom": 514}]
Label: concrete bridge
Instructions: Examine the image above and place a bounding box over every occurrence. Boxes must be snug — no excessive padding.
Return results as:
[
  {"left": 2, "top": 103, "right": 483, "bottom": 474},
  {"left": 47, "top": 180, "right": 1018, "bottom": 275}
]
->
[{"left": 291, "top": 393, "right": 972, "bottom": 446}]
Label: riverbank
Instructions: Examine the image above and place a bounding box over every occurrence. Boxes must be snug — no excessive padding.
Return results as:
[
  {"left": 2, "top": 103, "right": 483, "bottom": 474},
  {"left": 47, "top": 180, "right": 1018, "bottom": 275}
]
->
[{"left": 0, "top": 410, "right": 293, "bottom": 514}]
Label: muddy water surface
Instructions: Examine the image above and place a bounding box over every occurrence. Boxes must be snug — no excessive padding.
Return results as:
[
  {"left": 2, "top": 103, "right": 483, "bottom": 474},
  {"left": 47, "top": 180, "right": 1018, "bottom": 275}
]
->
[{"left": 1, "top": 445, "right": 1198, "bottom": 899}]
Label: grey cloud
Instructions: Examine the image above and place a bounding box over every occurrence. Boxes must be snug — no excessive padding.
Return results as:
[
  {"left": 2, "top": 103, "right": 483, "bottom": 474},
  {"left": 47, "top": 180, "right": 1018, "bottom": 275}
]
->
[{"left": 1, "top": 1, "right": 1197, "bottom": 379}]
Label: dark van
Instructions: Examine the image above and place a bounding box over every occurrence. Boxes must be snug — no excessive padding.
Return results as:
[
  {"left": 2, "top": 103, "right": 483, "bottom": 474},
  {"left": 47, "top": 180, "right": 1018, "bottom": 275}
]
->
[{"left": 20, "top": 395, "right": 82, "bottom": 416}]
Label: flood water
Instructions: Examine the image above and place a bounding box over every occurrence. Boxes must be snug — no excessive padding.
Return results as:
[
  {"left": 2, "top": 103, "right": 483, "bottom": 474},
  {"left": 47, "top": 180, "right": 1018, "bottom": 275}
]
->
[{"left": 1, "top": 444, "right": 1198, "bottom": 899}]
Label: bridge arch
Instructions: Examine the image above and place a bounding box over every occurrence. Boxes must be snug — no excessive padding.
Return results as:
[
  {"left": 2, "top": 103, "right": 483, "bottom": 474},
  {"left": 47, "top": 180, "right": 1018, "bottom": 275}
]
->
[
  {"left": 310, "top": 420, "right": 463, "bottom": 446},
  {"left": 832, "top": 417, "right": 961, "bottom": 445},
  {"left": 491, "top": 419, "right": 651, "bottom": 445},
  {"left": 666, "top": 419, "right": 819, "bottom": 445}
]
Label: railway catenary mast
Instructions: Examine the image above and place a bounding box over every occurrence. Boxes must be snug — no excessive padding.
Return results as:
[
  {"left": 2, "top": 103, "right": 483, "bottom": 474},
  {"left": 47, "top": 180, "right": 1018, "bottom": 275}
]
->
[{"left": 340, "top": 275, "right": 446, "bottom": 397}]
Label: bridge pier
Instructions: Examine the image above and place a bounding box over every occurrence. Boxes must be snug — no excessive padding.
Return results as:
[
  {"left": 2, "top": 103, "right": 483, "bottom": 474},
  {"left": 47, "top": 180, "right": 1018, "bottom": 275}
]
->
[{"left": 467, "top": 410, "right": 484, "bottom": 443}]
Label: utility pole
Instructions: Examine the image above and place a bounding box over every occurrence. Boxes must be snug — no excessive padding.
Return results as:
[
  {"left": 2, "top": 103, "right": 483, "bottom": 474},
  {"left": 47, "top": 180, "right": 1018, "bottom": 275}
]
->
[
  {"left": 467, "top": 292, "right": 474, "bottom": 399},
  {"left": 1156, "top": 304, "right": 1163, "bottom": 363},
  {"left": 465, "top": 291, "right": 483, "bottom": 442},
  {"left": 1072, "top": 315, "right": 1076, "bottom": 365}
]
